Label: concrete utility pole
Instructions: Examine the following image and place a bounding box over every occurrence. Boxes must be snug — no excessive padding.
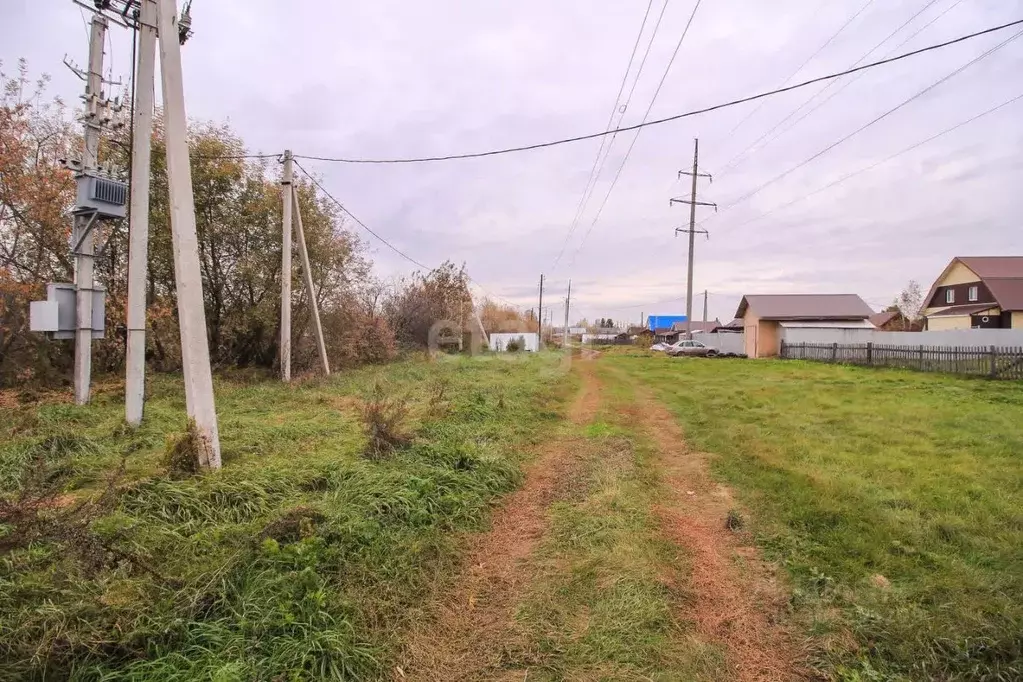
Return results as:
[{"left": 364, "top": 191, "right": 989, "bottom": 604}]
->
[
  {"left": 563, "top": 279, "right": 571, "bottom": 347},
  {"left": 671, "top": 138, "right": 715, "bottom": 340},
  {"left": 71, "top": 14, "right": 109, "bottom": 405},
  {"left": 125, "top": 0, "right": 158, "bottom": 425},
  {"left": 292, "top": 185, "right": 330, "bottom": 375},
  {"left": 537, "top": 273, "right": 544, "bottom": 349},
  {"left": 280, "top": 150, "right": 294, "bottom": 381},
  {"left": 703, "top": 289, "right": 708, "bottom": 326},
  {"left": 157, "top": 0, "right": 221, "bottom": 467}
]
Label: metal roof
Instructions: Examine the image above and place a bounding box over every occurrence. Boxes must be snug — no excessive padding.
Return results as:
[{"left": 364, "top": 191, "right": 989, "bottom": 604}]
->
[
  {"left": 927, "top": 303, "right": 1000, "bottom": 317},
  {"left": 777, "top": 320, "right": 876, "bottom": 328},
  {"left": 735, "top": 294, "right": 873, "bottom": 320},
  {"left": 923, "top": 257, "right": 1023, "bottom": 312}
]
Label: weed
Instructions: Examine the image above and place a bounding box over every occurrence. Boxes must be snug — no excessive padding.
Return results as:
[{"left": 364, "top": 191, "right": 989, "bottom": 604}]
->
[
  {"left": 361, "top": 383, "right": 411, "bottom": 460},
  {"left": 163, "top": 420, "right": 203, "bottom": 479},
  {"left": 725, "top": 508, "right": 744, "bottom": 531}
]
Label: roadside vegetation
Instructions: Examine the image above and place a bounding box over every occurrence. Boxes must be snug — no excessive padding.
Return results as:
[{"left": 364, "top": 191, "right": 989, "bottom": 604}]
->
[
  {"left": 610, "top": 355, "right": 1023, "bottom": 681},
  {"left": 0, "top": 354, "right": 569, "bottom": 679}
]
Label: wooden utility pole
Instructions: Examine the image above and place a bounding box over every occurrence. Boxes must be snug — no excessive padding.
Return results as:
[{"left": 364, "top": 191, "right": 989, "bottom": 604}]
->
[
  {"left": 292, "top": 185, "right": 330, "bottom": 375},
  {"left": 563, "top": 279, "right": 571, "bottom": 347},
  {"left": 671, "top": 139, "right": 715, "bottom": 340},
  {"left": 125, "top": 0, "right": 158, "bottom": 424},
  {"left": 157, "top": 0, "right": 221, "bottom": 467},
  {"left": 280, "top": 150, "right": 294, "bottom": 381},
  {"left": 537, "top": 273, "right": 544, "bottom": 349}
]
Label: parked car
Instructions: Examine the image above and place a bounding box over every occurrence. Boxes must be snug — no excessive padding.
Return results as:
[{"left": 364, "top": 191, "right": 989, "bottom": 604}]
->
[
  {"left": 666, "top": 339, "right": 718, "bottom": 358},
  {"left": 649, "top": 342, "right": 670, "bottom": 352}
]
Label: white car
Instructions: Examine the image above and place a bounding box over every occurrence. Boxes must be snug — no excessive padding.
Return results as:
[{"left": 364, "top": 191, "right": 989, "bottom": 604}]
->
[{"left": 649, "top": 343, "right": 670, "bottom": 352}]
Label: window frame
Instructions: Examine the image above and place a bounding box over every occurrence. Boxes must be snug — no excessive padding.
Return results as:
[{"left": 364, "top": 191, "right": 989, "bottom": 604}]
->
[
  {"left": 968, "top": 285, "right": 979, "bottom": 302},
  {"left": 945, "top": 288, "right": 955, "bottom": 304}
]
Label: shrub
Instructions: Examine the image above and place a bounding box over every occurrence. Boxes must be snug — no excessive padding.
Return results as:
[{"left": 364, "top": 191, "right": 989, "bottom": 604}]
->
[{"left": 361, "top": 383, "right": 411, "bottom": 460}]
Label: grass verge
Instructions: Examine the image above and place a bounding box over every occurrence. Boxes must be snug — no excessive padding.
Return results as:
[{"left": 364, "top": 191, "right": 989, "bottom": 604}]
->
[
  {"left": 0, "top": 353, "right": 570, "bottom": 680},
  {"left": 610, "top": 354, "right": 1023, "bottom": 681}
]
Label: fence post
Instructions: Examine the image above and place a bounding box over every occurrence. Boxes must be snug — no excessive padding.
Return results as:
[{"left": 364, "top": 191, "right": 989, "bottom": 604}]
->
[
  {"left": 866, "top": 341, "right": 873, "bottom": 365},
  {"left": 918, "top": 345, "right": 924, "bottom": 370},
  {"left": 990, "top": 345, "right": 997, "bottom": 377},
  {"left": 832, "top": 342, "right": 838, "bottom": 362},
  {"left": 780, "top": 339, "right": 786, "bottom": 358}
]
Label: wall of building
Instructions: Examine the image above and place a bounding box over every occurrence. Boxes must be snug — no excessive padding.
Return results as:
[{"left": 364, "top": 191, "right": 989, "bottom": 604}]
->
[
  {"left": 742, "top": 311, "right": 759, "bottom": 357},
  {"left": 926, "top": 315, "right": 973, "bottom": 331},
  {"left": 1013, "top": 312, "right": 1023, "bottom": 329},
  {"left": 941, "top": 261, "right": 980, "bottom": 286},
  {"left": 780, "top": 327, "right": 1023, "bottom": 347},
  {"left": 692, "top": 331, "right": 746, "bottom": 355}
]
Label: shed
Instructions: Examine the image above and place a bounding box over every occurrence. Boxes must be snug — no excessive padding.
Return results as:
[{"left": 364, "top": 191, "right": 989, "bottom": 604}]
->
[
  {"left": 735, "top": 294, "right": 873, "bottom": 358},
  {"left": 489, "top": 333, "right": 538, "bottom": 352}
]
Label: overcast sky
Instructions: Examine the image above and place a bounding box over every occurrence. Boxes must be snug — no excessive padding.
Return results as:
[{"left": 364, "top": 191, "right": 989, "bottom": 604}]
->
[{"left": 5, "top": 0, "right": 1023, "bottom": 324}]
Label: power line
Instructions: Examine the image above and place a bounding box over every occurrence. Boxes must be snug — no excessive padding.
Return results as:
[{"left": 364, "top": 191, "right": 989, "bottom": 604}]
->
[
  {"left": 567, "top": 0, "right": 704, "bottom": 267},
  {"left": 721, "top": 0, "right": 878, "bottom": 142},
  {"left": 549, "top": 0, "right": 658, "bottom": 271},
  {"left": 716, "top": 90, "right": 1023, "bottom": 235},
  {"left": 717, "top": 0, "right": 941, "bottom": 177},
  {"left": 292, "top": 159, "right": 526, "bottom": 310},
  {"left": 712, "top": 26, "right": 1023, "bottom": 219},
  {"left": 289, "top": 18, "right": 1023, "bottom": 165}
]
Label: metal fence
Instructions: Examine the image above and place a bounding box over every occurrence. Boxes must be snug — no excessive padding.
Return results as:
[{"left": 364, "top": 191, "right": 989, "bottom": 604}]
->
[{"left": 780, "top": 341, "right": 1023, "bottom": 379}]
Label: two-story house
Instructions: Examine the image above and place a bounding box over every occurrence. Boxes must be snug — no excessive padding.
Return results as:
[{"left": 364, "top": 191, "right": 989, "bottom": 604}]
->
[{"left": 921, "top": 257, "right": 1023, "bottom": 330}]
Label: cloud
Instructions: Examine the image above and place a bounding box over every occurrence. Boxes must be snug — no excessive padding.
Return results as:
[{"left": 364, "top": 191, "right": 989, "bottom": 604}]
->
[{"left": 5, "top": 0, "right": 1023, "bottom": 325}]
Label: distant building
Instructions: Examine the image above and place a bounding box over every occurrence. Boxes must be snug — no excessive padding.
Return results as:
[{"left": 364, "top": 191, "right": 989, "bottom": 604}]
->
[
  {"left": 921, "top": 256, "right": 1023, "bottom": 330},
  {"left": 734, "top": 294, "right": 874, "bottom": 358},
  {"left": 647, "top": 314, "right": 687, "bottom": 331}
]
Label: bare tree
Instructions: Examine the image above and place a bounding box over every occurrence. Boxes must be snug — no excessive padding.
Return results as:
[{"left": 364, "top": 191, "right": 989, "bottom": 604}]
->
[{"left": 896, "top": 280, "right": 924, "bottom": 330}]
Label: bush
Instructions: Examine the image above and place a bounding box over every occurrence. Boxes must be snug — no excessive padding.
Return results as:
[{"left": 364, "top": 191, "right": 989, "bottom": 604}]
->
[
  {"left": 361, "top": 383, "right": 410, "bottom": 460},
  {"left": 506, "top": 336, "right": 525, "bottom": 353}
]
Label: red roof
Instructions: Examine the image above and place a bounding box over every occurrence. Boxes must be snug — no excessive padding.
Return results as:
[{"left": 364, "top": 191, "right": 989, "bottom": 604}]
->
[{"left": 735, "top": 294, "right": 873, "bottom": 321}]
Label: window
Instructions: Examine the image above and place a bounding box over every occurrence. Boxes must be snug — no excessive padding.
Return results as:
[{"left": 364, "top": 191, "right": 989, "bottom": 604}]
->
[
  {"left": 968, "top": 285, "right": 979, "bottom": 302},
  {"left": 945, "top": 289, "right": 955, "bottom": 304}
]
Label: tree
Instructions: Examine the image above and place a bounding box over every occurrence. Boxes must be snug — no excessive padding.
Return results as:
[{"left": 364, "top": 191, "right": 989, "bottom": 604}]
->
[
  {"left": 605, "top": 318, "right": 614, "bottom": 328},
  {"left": 895, "top": 280, "right": 923, "bottom": 331}
]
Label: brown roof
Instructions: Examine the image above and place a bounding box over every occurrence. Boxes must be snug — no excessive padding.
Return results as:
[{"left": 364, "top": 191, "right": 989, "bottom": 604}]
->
[
  {"left": 924, "top": 257, "right": 1023, "bottom": 312},
  {"left": 957, "top": 257, "right": 1023, "bottom": 279},
  {"left": 927, "top": 303, "right": 999, "bottom": 318},
  {"left": 670, "top": 319, "right": 722, "bottom": 333},
  {"left": 869, "top": 311, "right": 900, "bottom": 328},
  {"left": 735, "top": 294, "right": 873, "bottom": 321}
]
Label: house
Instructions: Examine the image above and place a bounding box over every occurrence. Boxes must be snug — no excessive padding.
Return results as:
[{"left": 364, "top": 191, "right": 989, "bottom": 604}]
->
[
  {"left": 628, "top": 326, "right": 655, "bottom": 343},
  {"left": 647, "top": 315, "right": 687, "bottom": 330},
  {"left": 921, "top": 257, "right": 1023, "bottom": 330},
  {"left": 869, "top": 310, "right": 921, "bottom": 331},
  {"left": 670, "top": 319, "right": 722, "bottom": 335},
  {"left": 712, "top": 318, "right": 744, "bottom": 333},
  {"left": 653, "top": 327, "right": 680, "bottom": 344},
  {"left": 735, "top": 294, "right": 874, "bottom": 358}
]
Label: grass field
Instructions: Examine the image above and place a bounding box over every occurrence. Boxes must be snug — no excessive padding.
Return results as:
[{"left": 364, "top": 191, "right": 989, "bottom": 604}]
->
[
  {"left": 0, "top": 354, "right": 571, "bottom": 680},
  {"left": 610, "top": 353, "right": 1023, "bottom": 681},
  {"left": 3, "top": 350, "right": 1021, "bottom": 680}
]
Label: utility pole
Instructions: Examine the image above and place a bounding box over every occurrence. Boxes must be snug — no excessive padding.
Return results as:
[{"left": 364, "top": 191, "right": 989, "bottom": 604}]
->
[
  {"left": 671, "top": 138, "right": 715, "bottom": 340},
  {"left": 125, "top": 0, "right": 158, "bottom": 425},
  {"left": 280, "top": 150, "right": 294, "bottom": 381},
  {"left": 292, "top": 185, "right": 331, "bottom": 375},
  {"left": 71, "top": 14, "right": 109, "bottom": 405},
  {"left": 703, "top": 289, "right": 708, "bottom": 326},
  {"left": 158, "top": 0, "right": 221, "bottom": 467},
  {"left": 537, "top": 273, "right": 544, "bottom": 349},
  {"left": 563, "top": 279, "right": 571, "bottom": 347}
]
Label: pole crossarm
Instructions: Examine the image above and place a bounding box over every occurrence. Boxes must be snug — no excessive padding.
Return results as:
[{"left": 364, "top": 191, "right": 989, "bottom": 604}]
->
[
  {"left": 669, "top": 198, "right": 718, "bottom": 209},
  {"left": 678, "top": 170, "right": 713, "bottom": 181}
]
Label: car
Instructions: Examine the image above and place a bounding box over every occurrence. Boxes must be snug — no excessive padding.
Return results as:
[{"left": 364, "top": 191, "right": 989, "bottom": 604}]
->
[
  {"left": 665, "top": 339, "right": 718, "bottom": 358},
  {"left": 649, "top": 343, "right": 671, "bottom": 352}
]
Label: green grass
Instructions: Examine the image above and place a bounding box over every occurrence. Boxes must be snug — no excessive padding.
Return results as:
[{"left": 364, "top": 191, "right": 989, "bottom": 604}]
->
[
  {"left": 0, "top": 353, "right": 572, "bottom": 680},
  {"left": 504, "top": 367, "right": 725, "bottom": 681},
  {"left": 608, "top": 355, "right": 1023, "bottom": 681}
]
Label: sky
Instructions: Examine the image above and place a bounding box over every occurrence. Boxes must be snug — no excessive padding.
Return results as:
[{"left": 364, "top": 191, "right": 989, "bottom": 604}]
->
[{"left": 4, "top": 0, "right": 1023, "bottom": 325}]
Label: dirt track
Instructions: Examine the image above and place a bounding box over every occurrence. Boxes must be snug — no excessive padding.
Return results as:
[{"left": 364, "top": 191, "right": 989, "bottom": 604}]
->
[{"left": 400, "top": 353, "right": 803, "bottom": 681}]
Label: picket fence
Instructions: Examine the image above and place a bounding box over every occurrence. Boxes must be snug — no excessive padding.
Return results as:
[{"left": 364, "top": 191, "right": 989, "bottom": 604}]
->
[{"left": 780, "top": 341, "right": 1023, "bottom": 379}]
